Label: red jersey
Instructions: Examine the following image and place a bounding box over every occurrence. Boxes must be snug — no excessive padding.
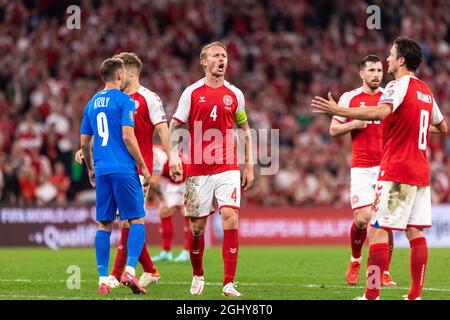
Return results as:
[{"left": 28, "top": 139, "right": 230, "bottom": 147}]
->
[
  {"left": 129, "top": 86, "right": 167, "bottom": 174},
  {"left": 377, "top": 75, "right": 444, "bottom": 186},
  {"left": 334, "top": 88, "right": 384, "bottom": 168},
  {"left": 172, "top": 79, "right": 246, "bottom": 176}
]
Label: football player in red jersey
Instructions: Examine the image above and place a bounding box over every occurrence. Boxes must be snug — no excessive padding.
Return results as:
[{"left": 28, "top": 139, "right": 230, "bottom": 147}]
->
[
  {"left": 329, "top": 55, "right": 396, "bottom": 287},
  {"left": 313, "top": 37, "right": 447, "bottom": 300},
  {"left": 76, "top": 52, "right": 168, "bottom": 289},
  {"left": 169, "top": 41, "right": 254, "bottom": 297},
  {"left": 149, "top": 146, "right": 190, "bottom": 263}
]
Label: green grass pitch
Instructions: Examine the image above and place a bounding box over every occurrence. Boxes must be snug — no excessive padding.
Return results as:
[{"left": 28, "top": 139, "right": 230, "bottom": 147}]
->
[{"left": 0, "top": 246, "right": 449, "bottom": 300}]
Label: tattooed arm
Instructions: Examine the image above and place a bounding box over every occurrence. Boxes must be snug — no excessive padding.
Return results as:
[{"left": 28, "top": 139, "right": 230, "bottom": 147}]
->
[
  {"left": 168, "top": 118, "right": 185, "bottom": 182},
  {"left": 236, "top": 120, "right": 254, "bottom": 191}
]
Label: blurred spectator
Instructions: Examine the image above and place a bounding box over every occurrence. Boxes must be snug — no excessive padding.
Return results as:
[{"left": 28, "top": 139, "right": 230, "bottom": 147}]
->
[
  {"left": 18, "top": 166, "right": 37, "bottom": 206},
  {"left": 0, "top": 0, "right": 449, "bottom": 207},
  {"left": 35, "top": 172, "right": 57, "bottom": 206},
  {"left": 48, "top": 161, "right": 70, "bottom": 205}
]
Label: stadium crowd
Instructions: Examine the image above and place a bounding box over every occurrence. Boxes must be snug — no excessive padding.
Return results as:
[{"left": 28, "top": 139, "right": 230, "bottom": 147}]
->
[{"left": 0, "top": 0, "right": 449, "bottom": 207}]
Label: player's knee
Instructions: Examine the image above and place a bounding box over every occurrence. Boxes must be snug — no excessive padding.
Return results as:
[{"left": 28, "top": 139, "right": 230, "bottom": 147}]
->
[
  {"left": 354, "top": 216, "right": 369, "bottom": 229},
  {"left": 405, "top": 227, "right": 424, "bottom": 241},
  {"left": 129, "top": 218, "right": 145, "bottom": 225},
  {"left": 353, "top": 209, "right": 371, "bottom": 229},
  {"left": 191, "top": 225, "right": 205, "bottom": 237},
  {"left": 368, "top": 227, "right": 389, "bottom": 243},
  {"left": 159, "top": 207, "right": 174, "bottom": 218},
  {"left": 98, "top": 221, "right": 113, "bottom": 232},
  {"left": 221, "top": 211, "right": 239, "bottom": 229},
  {"left": 120, "top": 220, "right": 130, "bottom": 229}
]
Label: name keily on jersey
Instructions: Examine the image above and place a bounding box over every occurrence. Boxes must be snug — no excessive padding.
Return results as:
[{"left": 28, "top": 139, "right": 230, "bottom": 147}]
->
[{"left": 94, "top": 96, "right": 110, "bottom": 109}]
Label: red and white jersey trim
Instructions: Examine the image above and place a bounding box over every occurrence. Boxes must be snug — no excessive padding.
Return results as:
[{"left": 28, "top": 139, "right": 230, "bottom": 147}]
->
[
  {"left": 379, "top": 76, "right": 444, "bottom": 125},
  {"left": 172, "top": 79, "right": 205, "bottom": 124},
  {"left": 333, "top": 87, "right": 363, "bottom": 123},
  {"left": 137, "top": 86, "right": 167, "bottom": 125}
]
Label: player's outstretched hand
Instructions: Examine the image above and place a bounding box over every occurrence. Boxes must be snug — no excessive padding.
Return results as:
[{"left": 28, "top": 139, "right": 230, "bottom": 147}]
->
[
  {"left": 242, "top": 164, "right": 254, "bottom": 191},
  {"left": 141, "top": 167, "right": 152, "bottom": 188},
  {"left": 311, "top": 92, "right": 339, "bottom": 115},
  {"left": 75, "top": 149, "right": 84, "bottom": 164},
  {"left": 169, "top": 153, "right": 183, "bottom": 182},
  {"left": 88, "top": 170, "right": 96, "bottom": 188}
]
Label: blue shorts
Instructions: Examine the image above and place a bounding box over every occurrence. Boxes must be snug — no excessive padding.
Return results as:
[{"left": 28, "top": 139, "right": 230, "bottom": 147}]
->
[{"left": 95, "top": 173, "right": 145, "bottom": 222}]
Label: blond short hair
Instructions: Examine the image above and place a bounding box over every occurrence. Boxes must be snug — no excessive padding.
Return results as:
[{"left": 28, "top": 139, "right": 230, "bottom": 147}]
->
[
  {"left": 113, "top": 52, "right": 142, "bottom": 72},
  {"left": 199, "top": 41, "right": 227, "bottom": 62}
]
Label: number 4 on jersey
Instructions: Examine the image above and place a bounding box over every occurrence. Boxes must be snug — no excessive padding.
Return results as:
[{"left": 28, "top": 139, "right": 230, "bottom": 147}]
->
[{"left": 210, "top": 105, "right": 218, "bottom": 121}]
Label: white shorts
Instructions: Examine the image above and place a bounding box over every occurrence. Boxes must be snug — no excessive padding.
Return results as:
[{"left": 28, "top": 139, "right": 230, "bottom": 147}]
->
[
  {"left": 350, "top": 166, "right": 379, "bottom": 210},
  {"left": 161, "top": 179, "right": 185, "bottom": 208},
  {"left": 371, "top": 181, "right": 432, "bottom": 231},
  {"left": 184, "top": 170, "right": 241, "bottom": 218}
]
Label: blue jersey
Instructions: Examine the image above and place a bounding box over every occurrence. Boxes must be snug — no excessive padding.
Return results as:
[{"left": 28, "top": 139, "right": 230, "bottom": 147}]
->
[{"left": 80, "top": 88, "right": 137, "bottom": 176}]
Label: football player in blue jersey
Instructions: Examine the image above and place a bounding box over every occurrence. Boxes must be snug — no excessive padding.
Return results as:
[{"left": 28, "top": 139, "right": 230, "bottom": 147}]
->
[{"left": 80, "top": 57, "right": 151, "bottom": 295}]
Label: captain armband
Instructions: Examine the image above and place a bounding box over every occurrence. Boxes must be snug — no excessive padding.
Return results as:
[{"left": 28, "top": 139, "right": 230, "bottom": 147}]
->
[{"left": 235, "top": 111, "right": 247, "bottom": 125}]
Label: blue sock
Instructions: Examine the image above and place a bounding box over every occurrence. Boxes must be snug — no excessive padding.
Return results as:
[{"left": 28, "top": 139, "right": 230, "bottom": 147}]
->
[
  {"left": 95, "top": 230, "right": 111, "bottom": 277},
  {"left": 126, "top": 224, "right": 145, "bottom": 269}
]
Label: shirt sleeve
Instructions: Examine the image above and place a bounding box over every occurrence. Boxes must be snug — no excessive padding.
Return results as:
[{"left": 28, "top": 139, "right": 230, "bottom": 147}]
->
[
  {"left": 234, "top": 88, "right": 247, "bottom": 124},
  {"left": 431, "top": 97, "right": 444, "bottom": 125},
  {"left": 148, "top": 93, "right": 168, "bottom": 126},
  {"left": 333, "top": 92, "right": 350, "bottom": 123},
  {"left": 172, "top": 87, "right": 191, "bottom": 124},
  {"left": 80, "top": 106, "right": 93, "bottom": 135},
  {"left": 121, "top": 94, "right": 136, "bottom": 127},
  {"left": 152, "top": 148, "right": 168, "bottom": 175},
  {"left": 378, "top": 78, "right": 409, "bottom": 112}
]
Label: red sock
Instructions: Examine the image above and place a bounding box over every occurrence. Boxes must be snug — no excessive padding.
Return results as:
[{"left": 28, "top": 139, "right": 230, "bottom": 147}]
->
[
  {"left": 408, "top": 237, "right": 428, "bottom": 300},
  {"left": 350, "top": 222, "right": 367, "bottom": 259},
  {"left": 222, "top": 229, "right": 239, "bottom": 286},
  {"left": 161, "top": 216, "right": 174, "bottom": 251},
  {"left": 388, "top": 231, "right": 394, "bottom": 270},
  {"left": 139, "top": 243, "right": 157, "bottom": 273},
  {"left": 189, "top": 232, "right": 204, "bottom": 276},
  {"left": 183, "top": 217, "right": 190, "bottom": 251},
  {"left": 365, "top": 243, "right": 389, "bottom": 300},
  {"left": 111, "top": 228, "right": 129, "bottom": 280}
]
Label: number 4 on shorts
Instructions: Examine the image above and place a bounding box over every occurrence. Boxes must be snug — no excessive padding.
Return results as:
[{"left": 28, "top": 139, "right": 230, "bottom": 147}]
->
[{"left": 231, "top": 188, "right": 237, "bottom": 203}]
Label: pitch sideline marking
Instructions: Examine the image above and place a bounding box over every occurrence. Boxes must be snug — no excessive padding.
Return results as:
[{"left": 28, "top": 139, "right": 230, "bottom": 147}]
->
[{"left": 1, "top": 279, "right": 450, "bottom": 293}]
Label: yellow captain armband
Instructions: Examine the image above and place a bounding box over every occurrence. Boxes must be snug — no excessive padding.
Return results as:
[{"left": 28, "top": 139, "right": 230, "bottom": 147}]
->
[{"left": 235, "top": 111, "right": 247, "bottom": 125}]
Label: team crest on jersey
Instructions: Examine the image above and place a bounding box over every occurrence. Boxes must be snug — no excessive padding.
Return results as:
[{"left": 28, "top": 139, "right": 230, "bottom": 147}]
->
[
  {"left": 135, "top": 100, "right": 140, "bottom": 109},
  {"left": 223, "top": 95, "right": 233, "bottom": 106}
]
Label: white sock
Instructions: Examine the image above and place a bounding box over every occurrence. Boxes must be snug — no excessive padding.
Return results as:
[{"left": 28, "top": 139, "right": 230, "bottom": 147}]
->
[
  {"left": 351, "top": 256, "right": 362, "bottom": 263},
  {"left": 99, "top": 276, "right": 108, "bottom": 285},
  {"left": 125, "top": 266, "right": 136, "bottom": 276}
]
